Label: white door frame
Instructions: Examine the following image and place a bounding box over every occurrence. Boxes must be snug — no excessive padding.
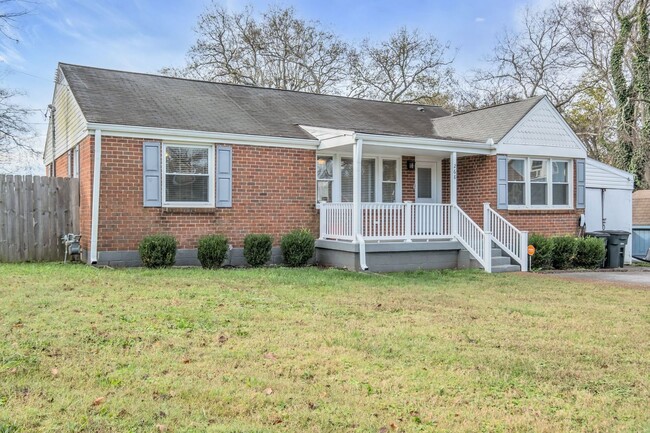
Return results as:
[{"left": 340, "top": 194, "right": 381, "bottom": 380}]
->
[{"left": 415, "top": 160, "right": 441, "bottom": 203}]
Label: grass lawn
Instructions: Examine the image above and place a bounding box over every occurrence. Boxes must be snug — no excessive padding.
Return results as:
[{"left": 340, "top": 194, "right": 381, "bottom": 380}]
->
[{"left": 0, "top": 264, "right": 648, "bottom": 433}]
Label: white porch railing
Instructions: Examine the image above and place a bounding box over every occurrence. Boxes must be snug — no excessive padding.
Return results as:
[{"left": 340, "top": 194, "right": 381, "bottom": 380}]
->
[
  {"left": 483, "top": 203, "right": 528, "bottom": 272},
  {"left": 319, "top": 202, "right": 494, "bottom": 272},
  {"left": 320, "top": 202, "right": 453, "bottom": 242}
]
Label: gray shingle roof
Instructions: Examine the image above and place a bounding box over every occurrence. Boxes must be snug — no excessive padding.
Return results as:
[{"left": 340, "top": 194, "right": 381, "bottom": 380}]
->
[
  {"left": 59, "top": 63, "right": 452, "bottom": 140},
  {"left": 431, "top": 96, "right": 545, "bottom": 143}
]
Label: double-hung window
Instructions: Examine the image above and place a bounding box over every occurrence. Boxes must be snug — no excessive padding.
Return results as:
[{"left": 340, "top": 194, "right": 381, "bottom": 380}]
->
[
  {"left": 163, "top": 144, "right": 214, "bottom": 206},
  {"left": 507, "top": 157, "right": 571, "bottom": 208},
  {"left": 317, "top": 155, "right": 399, "bottom": 203}
]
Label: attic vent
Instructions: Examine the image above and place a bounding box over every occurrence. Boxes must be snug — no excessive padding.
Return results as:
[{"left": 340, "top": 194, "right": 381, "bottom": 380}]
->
[{"left": 416, "top": 107, "right": 425, "bottom": 112}]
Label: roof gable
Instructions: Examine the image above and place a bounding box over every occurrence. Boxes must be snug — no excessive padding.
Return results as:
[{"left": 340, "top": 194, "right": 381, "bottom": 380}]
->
[
  {"left": 633, "top": 190, "right": 650, "bottom": 225},
  {"left": 497, "top": 97, "right": 587, "bottom": 158},
  {"left": 431, "top": 96, "right": 543, "bottom": 143}
]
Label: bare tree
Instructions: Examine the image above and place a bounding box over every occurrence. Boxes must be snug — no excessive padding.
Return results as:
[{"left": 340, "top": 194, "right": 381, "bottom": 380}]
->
[
  {"left": 0, "top": 0, "right": 35, "bottom": 172},
  {"left": 347, "top": 28, "right": 455, "bottom": 103},
  {"left": 165, "top": 4, "right": 349, "bottom": 94},
  {"left": 471, "top": 4, "right": 588, "bottom": 110}
]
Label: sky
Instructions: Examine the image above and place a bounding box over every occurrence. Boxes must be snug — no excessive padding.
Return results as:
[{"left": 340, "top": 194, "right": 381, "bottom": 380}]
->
[{"left": 0, "top": 0, "right": 545, "bottom": 173}]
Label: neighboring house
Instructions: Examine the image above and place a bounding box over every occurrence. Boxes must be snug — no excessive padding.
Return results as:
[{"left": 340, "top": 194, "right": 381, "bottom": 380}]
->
[
  {"left": 585, "top": 158, "right": 634, "bottom": 263},
  {"left": 632, "top": 190, "right": 650, "bottom": 258},
  {"left": 45, "top": 63, "right": 612, "bottom": 272}
]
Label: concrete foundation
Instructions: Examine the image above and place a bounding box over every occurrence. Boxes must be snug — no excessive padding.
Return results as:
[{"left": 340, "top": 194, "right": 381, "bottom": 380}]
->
[{"left": 315, "top": 239, "right": 469, "bottom": 272}]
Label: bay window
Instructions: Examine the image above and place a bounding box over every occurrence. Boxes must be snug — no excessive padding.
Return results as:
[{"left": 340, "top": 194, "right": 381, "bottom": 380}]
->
[
  {"left": 163, "top": 144, "right": 214, "bottom": 206},
  {"left": 316, "top": 154, "right": 400, "bottom": 203},
  {"left": 507, "top": 157, "right": 572, "bottom": 208}
]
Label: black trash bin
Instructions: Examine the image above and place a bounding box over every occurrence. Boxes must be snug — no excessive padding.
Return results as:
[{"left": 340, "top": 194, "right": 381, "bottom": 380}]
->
[
  {"left": 586, "top": 231, "right": 610, "bottom": 268},
  {"left": 603, "top": 230, "right": 630, "bottom": 268}
]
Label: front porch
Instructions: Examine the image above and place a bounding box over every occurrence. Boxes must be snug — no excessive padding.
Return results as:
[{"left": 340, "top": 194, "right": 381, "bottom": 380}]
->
[{"left": 306, "top": 127, "right": 529, "bottom": 272}]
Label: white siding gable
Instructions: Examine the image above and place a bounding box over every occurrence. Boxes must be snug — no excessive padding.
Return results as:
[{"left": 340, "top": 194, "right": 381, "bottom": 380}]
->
[
  {"left": 497, "top": 97, "right": 587, "bottom": 158},
  {"left": 43, "top": 68, "right": 88, "bottom": 165},
  {"left": 586, "top": 158, "right": 634, "bottom": 190}
]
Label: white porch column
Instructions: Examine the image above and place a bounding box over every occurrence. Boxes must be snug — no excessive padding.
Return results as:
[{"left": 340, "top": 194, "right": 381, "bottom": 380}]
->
[
  {"left": 352, "top": 138, "right": 363, "bottom": 242},
  {"left": 450, "top": 151, "right": 458, "bottom": 236},
  {"left": 450, "top": 151, "right": 458, "bottom": 205}
]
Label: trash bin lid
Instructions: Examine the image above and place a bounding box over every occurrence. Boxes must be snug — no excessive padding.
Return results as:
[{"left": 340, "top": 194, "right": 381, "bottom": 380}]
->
[
  {"left": 603, "top": 230, "right": 631, "bottom": 235},
  {"left": 586, "top": 231, "right": 609, "bottom": 238}
]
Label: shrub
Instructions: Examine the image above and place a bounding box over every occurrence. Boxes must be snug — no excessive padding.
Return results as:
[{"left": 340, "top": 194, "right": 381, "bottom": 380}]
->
[
  {"left": 281, "top": 229, "right": 315, "bottom": 267},
  {"left": 574, "top": 236, "right": 606, "bottom": 269},
  {"left": 139, "top": 234, "right": 177, "bottom": 268},
  {"left": 551, "top": 236, "right": 578, "bottom": 270},
  {"left": 529, "top": 233, "right": 553, "bottom": 270},
  {"left": 244, "top": 234, "right": 273, "bottom": 267},
  {"left": 197, "top": 235, "right": 229, "bottom": 269}
]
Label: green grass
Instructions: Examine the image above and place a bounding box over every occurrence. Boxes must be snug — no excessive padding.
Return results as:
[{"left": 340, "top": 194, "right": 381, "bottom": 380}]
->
[{"left": 0, "top": 264, "right": 648, "bottom": 433}]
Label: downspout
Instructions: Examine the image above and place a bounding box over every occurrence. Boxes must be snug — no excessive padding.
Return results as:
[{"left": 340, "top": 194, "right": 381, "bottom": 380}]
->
[
  {"left": 89, "top": 129, "right": 102, "bottom": 264},
  {"left": 48, "top": 104, "right": 56, "bottom": 176}
]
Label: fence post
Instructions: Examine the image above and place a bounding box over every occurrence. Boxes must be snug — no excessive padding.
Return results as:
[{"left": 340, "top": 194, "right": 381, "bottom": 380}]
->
[
  {"left": 484, "top": 230, "right": 492, "bottom": 273},
  {"left": 520, "top": 231, "right": 529, "bottom": 272},
  {"left": 483, "top": 202, "right": 491, "bottom": 231},
  {"left": 319, "top": 201, "right": 327, "bottom": 239},
  {"left": 404, "top": 201, "right": 412, "bottom": 242},
  {"left": 451, "top": 205, "right": 458, "bottom": 237}
]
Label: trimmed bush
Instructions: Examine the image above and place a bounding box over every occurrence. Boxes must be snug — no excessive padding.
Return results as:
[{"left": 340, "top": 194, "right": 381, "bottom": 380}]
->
[
  {"left": 244, "top": 234, "right": 273, "bottom": 267},
  {"left": 139, "top": 234, "right": 177, "bottom": 268},
  {"left": 574, "top": 236, "right": 606, "bottom": 269},
  {"left": 551, "top": 236, "right": 578, "bottom": 270},
  {"left": 281, "top": 229, "right": 315, "bottom": 267},
  {"left": 197, "top": 235, "right": 229, "bottom": 269},
  {"left": 529, "top": 233, "right": 553, "bottom": 270}
]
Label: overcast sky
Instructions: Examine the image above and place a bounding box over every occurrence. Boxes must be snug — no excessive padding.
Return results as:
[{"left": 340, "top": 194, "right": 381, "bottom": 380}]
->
[{"left": 0, "top": 0, "right": 544, "bottom": 172}]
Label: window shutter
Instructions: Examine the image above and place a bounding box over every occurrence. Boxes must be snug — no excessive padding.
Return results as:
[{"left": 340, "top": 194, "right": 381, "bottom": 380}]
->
[
  {"left": 216, "top": 146, "right": 232, "bottom": 208},
  {"left": 496, "top": 155, "right": 508, "bottom": 209},
  {"left": 576, "top": 159, "right": 586, "bottom": 209},
  {"left": 143, "top": 141, "right": 161, "bottom": 207}
]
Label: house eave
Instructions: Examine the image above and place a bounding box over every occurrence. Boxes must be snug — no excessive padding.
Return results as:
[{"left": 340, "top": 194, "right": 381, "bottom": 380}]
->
[{"left": 86, "top": 123, "right": 319, "bottom": 149}]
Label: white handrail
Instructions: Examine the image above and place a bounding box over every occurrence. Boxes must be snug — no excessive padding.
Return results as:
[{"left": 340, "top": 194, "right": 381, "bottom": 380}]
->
[
  {"left": 483, "top": 203, "right": 528, "bottom": 271},
  {"left": 453, "top": 205, "right": 491, "bottom": 272}
]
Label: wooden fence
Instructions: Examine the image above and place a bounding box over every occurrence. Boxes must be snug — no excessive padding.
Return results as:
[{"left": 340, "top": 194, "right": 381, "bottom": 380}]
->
[{"left": 0, "top": 174, "right": 80, "bottom": 262}]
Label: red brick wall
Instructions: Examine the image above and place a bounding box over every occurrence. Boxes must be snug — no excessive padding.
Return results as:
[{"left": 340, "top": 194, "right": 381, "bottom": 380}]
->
[
  {"left": 95, "top": 136, "right": 318, "bottom": 251},
  {"left": 79, "top": 136, "right": 93, "bottom": 252},
  {"left": 401, "top": 156, "right": 415, "bottom": 202},
  {"left": 441, "top": 155, "right": 582, "bottom": 236},
  {"left": 54, "top": 152, "right": 69, "bottom": 178}
]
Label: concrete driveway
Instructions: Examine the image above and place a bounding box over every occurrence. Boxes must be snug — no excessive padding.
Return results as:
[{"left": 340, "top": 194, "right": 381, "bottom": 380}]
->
[{"left": 548, "top": 267, "right": 650, "bottom": 288}]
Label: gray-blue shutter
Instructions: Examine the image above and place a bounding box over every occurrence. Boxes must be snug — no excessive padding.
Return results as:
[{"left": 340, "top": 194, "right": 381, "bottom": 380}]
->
[
  {"left": 143, "top": 141, "right": 161, "bottom": 207},
  {"left": 216, "top": 146, "right": 232, "bottom": 208},
  {"left": 496, "top": 155, "right": 508, "bottom": 209},
  {"left": 576, "top": 159, "right": 586, "bottom": 209}
]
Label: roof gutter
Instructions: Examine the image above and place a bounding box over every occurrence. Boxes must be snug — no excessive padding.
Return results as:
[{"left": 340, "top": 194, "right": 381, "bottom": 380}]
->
[
  {"left": 89, "top": 129, "right": 102, "bottom": 264},
  {"left": 354, "top": 132, "right": 495, "bottom": 155},
  {"left": 86, "top": 123, "right": 318, "bottom": 149}
]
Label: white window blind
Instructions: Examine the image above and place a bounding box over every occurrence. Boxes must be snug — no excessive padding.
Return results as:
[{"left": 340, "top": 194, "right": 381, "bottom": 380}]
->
[
  {"left": 341, "top": 158, "right": 375, "bottom": 202},
  {"left": 165, "top": 145, "right": 210, "bottom": 203}
]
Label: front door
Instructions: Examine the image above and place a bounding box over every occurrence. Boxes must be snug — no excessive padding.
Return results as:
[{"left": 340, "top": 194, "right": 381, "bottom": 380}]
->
[
  {"left": 415, "top": 162, "right": 438, "bottom": 235},
  {"left": 415, "top": 163, "right": 437, "bottom": 203}
]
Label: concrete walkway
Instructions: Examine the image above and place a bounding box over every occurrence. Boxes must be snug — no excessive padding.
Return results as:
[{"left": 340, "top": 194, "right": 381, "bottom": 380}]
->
[{"left": 548, "top": 267, "right": 650, "bottom": 288}]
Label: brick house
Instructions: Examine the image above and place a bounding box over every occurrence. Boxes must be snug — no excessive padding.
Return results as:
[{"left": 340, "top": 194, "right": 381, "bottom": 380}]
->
[{"left": 44, "top": 63, "right": 599, "bottom": 272}]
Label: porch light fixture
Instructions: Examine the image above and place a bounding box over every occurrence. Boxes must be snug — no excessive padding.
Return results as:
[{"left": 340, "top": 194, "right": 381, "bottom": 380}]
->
[{"left": 406, "top": 160, "right": 415, "bottom": 171}]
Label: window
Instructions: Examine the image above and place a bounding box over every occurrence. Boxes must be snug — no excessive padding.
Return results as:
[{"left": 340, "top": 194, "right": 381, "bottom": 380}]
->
[
  {"left": 316, "top": 155, "right": 399, "bottom": 203},
  {"left": 530, "top": 159, "right": 548, "bottom": 205},
  {"left": 341, "top": 158, "right": 375, "bottom": 202},
  {"left": 552, "top": 161, "right": 569, "bottom": 205},
  {"left": 382, "top": 160, "right": 397, "bottom": 202},
  {"left": 316, "top": 156, "right": 333, "bottom": 202},
  {"left": 506, "top": 157, "right": 572, "bottom": 208},
  {"left": 507, "top": 159, "right": 525, "bottom": 205},
  {"left": 163, "top": 144, "right": 213, "bottom": 206}
]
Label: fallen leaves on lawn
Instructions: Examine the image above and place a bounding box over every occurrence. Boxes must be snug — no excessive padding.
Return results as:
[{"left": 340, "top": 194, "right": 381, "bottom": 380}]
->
[
  {"left": 263, "top": 352, "right": 277, "bottom": 360},
  {"left": 155, "top": 424, "right": 167, "bottom": 432},
  {"left": 92, "top": 396, "right": 106, "bottom": 406},
  {"left": 51, "top": 368, "right": 59, "bottom": 377},
  {"left": 264, "top": 387, "right": 273, "bottom": 395}
]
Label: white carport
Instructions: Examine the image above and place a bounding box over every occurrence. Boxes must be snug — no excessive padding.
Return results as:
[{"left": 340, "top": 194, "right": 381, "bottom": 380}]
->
[{"left": 584, "top": 158, "right": 634, "bottom": 264}]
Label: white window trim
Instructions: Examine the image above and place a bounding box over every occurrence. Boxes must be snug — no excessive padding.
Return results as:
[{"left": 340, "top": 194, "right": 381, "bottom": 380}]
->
[
  {"left": 162, "top": 142, "right": 215, "bottom": 208},
  {"left": 316, "top": 153, "right": 402, "bottom": 205},
  {"left": 507, "top": 157, "right": 573, "bottom": 210},
  {"left": 72, "top": 145, "right": 80, "bottom": 179}
]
